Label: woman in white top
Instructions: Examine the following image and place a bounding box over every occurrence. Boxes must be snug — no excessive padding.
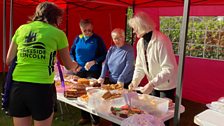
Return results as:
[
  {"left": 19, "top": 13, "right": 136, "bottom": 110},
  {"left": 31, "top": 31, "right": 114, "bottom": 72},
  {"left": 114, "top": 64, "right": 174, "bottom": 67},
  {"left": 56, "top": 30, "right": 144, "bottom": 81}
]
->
[{"left": 128, "top": 12, "right": 178, "bottom": 101}]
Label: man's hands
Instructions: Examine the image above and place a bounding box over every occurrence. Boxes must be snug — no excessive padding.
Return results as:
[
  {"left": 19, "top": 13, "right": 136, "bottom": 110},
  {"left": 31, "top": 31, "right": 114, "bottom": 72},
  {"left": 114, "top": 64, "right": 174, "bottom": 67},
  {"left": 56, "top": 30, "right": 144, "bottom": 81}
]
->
[{"left": 85, "top": 60, "right": 96, "bottom": 71}]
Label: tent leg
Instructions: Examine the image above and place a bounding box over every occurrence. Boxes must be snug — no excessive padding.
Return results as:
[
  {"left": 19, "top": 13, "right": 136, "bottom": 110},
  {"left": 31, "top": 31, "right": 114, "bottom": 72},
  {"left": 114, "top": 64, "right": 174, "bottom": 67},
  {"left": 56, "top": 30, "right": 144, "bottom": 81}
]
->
[
  {"left": 2, "top": 0, "right": 7, "bottom": 94},
  {"left": 174, "top": 0, "right": 190, "bottom": 126}
]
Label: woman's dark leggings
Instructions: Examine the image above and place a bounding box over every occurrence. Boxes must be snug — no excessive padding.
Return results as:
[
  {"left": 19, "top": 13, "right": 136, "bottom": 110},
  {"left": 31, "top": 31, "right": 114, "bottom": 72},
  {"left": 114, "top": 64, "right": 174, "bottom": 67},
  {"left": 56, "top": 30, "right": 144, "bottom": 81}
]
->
[{"left": 151, "top": 88, "right": 176, "bottom": 126}]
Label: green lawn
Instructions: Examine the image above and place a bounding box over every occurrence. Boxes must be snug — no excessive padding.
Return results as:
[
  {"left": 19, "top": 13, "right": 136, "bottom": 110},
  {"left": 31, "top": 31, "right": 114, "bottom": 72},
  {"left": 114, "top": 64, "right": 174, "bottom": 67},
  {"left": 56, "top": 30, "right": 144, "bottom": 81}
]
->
[
  {"left": 0, "top": 101, "right": 92, "bottom": 126},
  {"left": 0, "top": 73, "right": 92, "bottom": 126},
  {"left": 0, "top": 110, "right": 13, "bottom": 126}
]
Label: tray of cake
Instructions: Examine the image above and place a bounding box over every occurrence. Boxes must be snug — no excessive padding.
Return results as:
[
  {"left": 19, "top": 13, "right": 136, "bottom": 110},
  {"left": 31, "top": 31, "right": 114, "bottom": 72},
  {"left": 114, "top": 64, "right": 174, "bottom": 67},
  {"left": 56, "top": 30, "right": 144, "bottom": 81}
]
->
[
  {"left": 77, "top": 94, "right": 89, "bottom": 105},
  {"left": 110, "top": 104, "right": 145, "bottom": 119},
  {"left": 63, "top": 77, "right": 102, "bottom": 100},
  {"left": 64, "top": 84, "right": 87, "bottom": 99},
  {"left": 55, "top": 81, "right": 76, "bottom": 93}
]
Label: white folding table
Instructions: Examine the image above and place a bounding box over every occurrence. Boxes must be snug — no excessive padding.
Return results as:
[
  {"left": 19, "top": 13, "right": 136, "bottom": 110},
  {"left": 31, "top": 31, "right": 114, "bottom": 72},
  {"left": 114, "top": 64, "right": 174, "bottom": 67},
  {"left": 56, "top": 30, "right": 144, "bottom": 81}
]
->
[
  {"left": 57, "top": 93, "right": 185, "bottom": 125},
  {"left": 194, "top": 109, "right": 224, "bottom": 126}
]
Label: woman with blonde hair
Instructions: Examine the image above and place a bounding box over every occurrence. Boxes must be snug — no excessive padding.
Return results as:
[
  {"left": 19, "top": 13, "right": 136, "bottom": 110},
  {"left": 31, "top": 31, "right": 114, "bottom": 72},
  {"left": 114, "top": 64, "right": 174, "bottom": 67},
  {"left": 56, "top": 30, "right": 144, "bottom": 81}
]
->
[
  {"left": 128, "top": 12, "right": 177, "bottom": 123},
  {"left": 6, "top": 2, "right": 78, "bottom": 126}
]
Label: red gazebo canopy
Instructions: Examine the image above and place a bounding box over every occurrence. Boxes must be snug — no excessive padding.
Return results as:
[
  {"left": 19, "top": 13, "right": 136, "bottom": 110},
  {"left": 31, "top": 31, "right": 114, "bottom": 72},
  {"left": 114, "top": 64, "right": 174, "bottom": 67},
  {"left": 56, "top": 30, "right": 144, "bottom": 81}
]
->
[{"left": 1, "top": 0, "right": 224, "bottom": 104}]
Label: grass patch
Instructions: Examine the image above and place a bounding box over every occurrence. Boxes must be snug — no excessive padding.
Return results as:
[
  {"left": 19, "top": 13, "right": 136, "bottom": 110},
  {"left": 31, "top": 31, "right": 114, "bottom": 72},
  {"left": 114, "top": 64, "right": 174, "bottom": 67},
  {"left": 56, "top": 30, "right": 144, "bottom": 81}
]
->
[
  {"left": 0, "top": 101, "right": 92, "bottom": 126},
  {"left": 0, "top": 72, "right": 90, "bottom": 126}
]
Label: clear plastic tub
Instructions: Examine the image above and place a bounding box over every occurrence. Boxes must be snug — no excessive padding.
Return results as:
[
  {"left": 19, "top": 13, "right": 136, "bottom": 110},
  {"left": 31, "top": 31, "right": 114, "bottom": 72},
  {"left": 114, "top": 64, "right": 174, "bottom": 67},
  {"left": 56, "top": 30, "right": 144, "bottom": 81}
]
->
[{"left": 131, "top": 94, "right": 169, "bottom": 116}]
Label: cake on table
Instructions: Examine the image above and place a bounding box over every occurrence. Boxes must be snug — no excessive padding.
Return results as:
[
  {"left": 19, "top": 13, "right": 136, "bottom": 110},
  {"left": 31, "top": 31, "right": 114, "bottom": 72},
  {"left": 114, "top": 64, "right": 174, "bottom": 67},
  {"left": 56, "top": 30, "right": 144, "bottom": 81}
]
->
[
  {"left": 77, "top": 78, "right": 90, "bottom": 85},
  {"left": 102, "top": 91, "right": 122, "bottom": 100},
  {"left": 101, "top": 83, "right": 123, "bottom": 90},
  {"left": 78, "top": 94, "right": 89, "bottom": 103},
  {"left": 64, "top": 84, "right": 87, "bottom": 98},
  {"left": 111, "top": 105, "right": 144, "bottom": 118}
]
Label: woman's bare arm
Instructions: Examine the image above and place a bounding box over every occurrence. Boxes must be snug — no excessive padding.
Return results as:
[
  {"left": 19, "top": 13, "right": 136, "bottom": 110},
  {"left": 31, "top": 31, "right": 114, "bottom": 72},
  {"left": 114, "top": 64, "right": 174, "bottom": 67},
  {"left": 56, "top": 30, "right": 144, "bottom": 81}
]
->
[{"left": 6, "top": 42, "right": 18, "bottom": 66}]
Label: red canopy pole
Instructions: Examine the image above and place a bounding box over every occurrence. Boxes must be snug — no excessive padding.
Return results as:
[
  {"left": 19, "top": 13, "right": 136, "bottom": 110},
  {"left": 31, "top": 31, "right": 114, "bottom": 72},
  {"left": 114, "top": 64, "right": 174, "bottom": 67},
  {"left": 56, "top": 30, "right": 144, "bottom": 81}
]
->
[
  {"left": 1, "top": 0, "right": 8, "bottom": 107},
  {"left": 2, "top": 0, "right": 7, "bottom": 90},
  {"left": 65, "top": 1, "right": 69, "bottom": 36},
  {"left": 174, "top": 0, "right": 190, "bottom": 125},
  {"left": 9, "top": 0, "right": 14, "bottom": 43}
]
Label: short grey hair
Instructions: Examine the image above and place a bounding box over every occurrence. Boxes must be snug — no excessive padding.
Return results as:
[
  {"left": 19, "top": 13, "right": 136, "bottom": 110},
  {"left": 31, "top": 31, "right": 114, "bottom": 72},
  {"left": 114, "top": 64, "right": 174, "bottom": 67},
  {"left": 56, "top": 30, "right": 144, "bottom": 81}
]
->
[
  {"left": 128, "top": 12, "right": 156, "bottom": 36},
  {"left": 111, "top": 28, "right": 125, "bottom": 37},
  {"left": 79, "top": 19, "right": 93, "bottom": 28}
]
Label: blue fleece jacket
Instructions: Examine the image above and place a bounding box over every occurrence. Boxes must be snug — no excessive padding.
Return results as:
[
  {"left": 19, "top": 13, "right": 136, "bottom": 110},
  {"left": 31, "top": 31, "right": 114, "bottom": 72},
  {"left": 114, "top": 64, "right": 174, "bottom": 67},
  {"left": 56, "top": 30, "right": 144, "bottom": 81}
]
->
[
  {"left": 100, "top": 44, "right": 134, "bottom": 84},
  {"left": 70, "top": 33, "right": 107, "bottom": 72}
]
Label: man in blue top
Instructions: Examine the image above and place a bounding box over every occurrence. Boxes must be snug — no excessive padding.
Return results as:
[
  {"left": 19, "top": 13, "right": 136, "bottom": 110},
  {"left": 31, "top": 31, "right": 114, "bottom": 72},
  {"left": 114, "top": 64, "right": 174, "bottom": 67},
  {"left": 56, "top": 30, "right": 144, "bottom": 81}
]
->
[
  {"left": 98, "top": 28, "right": 135, "bottom": 89},
  {"left": 70, "top": 19, "right": 107, "bottom": 126}
]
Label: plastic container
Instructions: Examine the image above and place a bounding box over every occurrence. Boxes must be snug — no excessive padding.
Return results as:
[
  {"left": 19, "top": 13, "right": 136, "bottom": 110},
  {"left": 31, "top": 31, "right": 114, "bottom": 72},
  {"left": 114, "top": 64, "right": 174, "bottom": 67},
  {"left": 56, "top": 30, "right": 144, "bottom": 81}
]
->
[
  {"left": 131, "top": 94, "right": 169, "bottom": 116},
  {"left": 121, "top": 114, "right": 165, "bottom": 126},
  {"left": 110, "top": 97, "right": 126, "bottom": 107}
]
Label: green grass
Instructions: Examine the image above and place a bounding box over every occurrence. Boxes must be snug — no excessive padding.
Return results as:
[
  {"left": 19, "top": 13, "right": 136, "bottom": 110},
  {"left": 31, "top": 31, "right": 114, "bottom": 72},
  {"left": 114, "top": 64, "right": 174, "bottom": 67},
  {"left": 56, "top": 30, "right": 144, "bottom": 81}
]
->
[
  {"left": 0, "top": 72, "right": 91, "bottom": 126},
  {"left": 0, "top": 110, "right": 13, "bottom": 126},
  {"left": 0, "top": 101, "right": 92, "bottom": 126}
]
